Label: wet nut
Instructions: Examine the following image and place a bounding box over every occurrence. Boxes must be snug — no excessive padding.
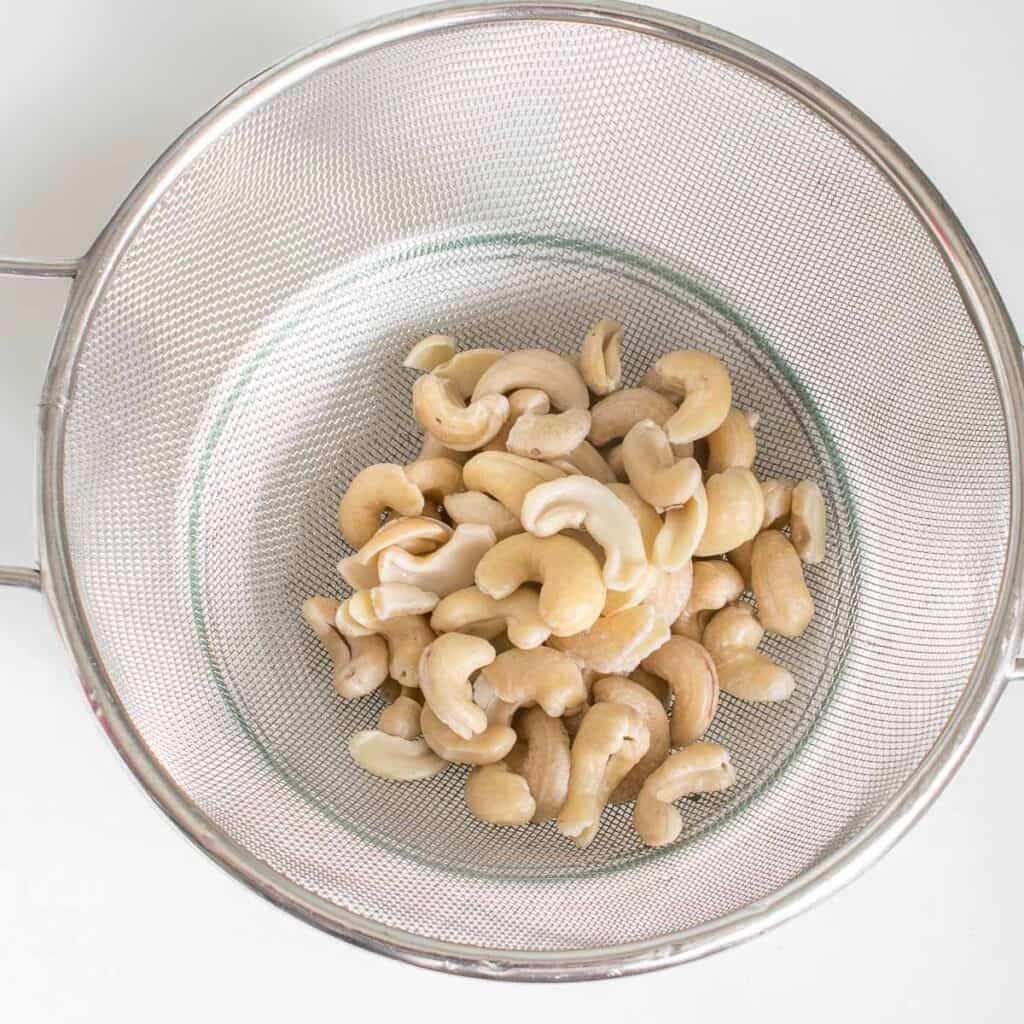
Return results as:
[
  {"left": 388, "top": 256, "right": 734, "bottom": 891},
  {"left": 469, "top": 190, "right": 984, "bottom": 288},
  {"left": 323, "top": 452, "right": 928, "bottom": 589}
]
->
[
  {"left": 302, "top": 596, "right": 390, "bottom": 699},
  {"left": 377, "top": 691, "right": 423, "bottom": 740},
  {"left": 507, "top": 409, "right": 592, "bottom": 460},
  {"left": 694, "top": 468, "right": 765, "bottom": 556},
  {"left": 420, "top": 703, "right": 517, "bottom": 764},
  {"left": 653, "top": 482, "right": 708, "bottom": 570},
  {"left": 403, "top": 457, "right": 464, "bottom": 504},
  {"left": 484, "top": 387, "right": 551, "bottom": 452},
  {"left": 579, "top": 319, "right": 624, "bottom": 396},
  {"left": 557, "top": 702, "right": 650, "bottom": 848},
  {"left": 549, "top": 604, "right": 671, "bottom": 675},
  {"left": 433, "top": 347, "right": 504, "bottom": 398},
  {"left": 465, "top": 763, "right": 536, "bottom": 825},
  {"left": 642, "top": 635, "right": 720, "bottom": 745},
  {"left": 705, "top": 409, "right": 757, "bottom": 475},
  {"left": 622, "top": 419, "right": 702, "bottom": 512},
  {"left": 418, "top": 633, "right": 495, "bottom": 738},
  {"left": 477, "top": 646, "right": 587, "bottom": 718},
  {"left": 761, "top": 478, "right": 795, "bottom": 529},
  {"left": 443, "top": 490, "right": 521, "bottom": 539},
  {"left": 462, "top": 451, "right": 564, "bottom": 516},
  {"left": 505, "top": 706, "right": 571, "bottom": 822},
  {"left": 378, "top": 523, "right": 496, "bottom": 596},
  {"left": 349, "top": 730, "right": 448, "bottom": 781},
  {"left": 368, "top": 582, "right": 440, "bottom": 620},
  {"left": 403, "top": 334, "right": 457, "bottom": 372},
  {"left": 551, "top": 440, "right": 617, "bottom": 483},
  {"left": 592, "top": 676, "right": 671, "bottom": 803},
  {"left": 702, "top": 604, "right": 795, "bottom": 702},
  {"left": 633, "top": 742, "right": 736, "bottom": 846},
  {"left": 751, "top": 530, "right": 815, "bottom": 637},
  {"left": 472, "top": 348, "right": 590, "bottom": 411},
  {"left": 431, "top": 586, "right": 551, "bottom": 649},
  {"left": 412, "top": 374, "right": 510, "bottom": 451},
  {"left": 588, "top": 387, "right": 678, "bottom": 447},
  {"left": 337, "top": 464, "right": 425, "bottom": 548},
  {"left": 475, "top": 533, "right": 606, "bottom": 637},
  {"left": 520, "top": 476, "right": 648, "bottom": 590},
  {"left": 650, "top": 349, "right": 733, "bottom": 444},
  {"left": 791, "top": 480, "right": 827, "bottom": 564}
]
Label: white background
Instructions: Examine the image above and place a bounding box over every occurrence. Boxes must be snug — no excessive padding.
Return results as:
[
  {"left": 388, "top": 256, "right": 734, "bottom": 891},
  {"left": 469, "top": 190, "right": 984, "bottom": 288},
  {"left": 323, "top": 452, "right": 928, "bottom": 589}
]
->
[{"left": 1, "top": 1, "right": 1022, "bottom": 1020}]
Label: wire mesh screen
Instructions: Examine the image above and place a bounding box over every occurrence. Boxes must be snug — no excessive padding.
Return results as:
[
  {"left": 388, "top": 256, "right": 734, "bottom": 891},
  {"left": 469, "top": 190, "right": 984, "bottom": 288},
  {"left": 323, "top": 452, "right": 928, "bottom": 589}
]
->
[{"left": 60, "top": 17, "right": 1008, "bottom": 951}]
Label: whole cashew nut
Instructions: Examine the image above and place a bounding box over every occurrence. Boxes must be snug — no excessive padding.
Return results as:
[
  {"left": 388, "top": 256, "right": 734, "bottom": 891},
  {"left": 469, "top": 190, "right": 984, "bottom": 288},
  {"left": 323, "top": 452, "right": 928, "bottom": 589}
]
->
[
  {"left": 302, "top": 596, "right": 389, "bottom": 698},
  {"left": 465, "top": 762, "right": 536, "bottom": 825},
  {"left": 430, "top": 586, "right": 551, "bottom": 649},
  {"left": 433, "top": 348, "right": 504, "bottom": 399},
  {"left": 403, "top": 334, "right": 457, "bottom": 372},
  {"left": 653, "top": 482, "right": 708, "bottom": 570},
  {"left": 694, "top": 468, "right": 765, "bottom": 557},
  {"left": 751, "top": 530, "right": 815, "bottom": 637},
  {"left": 475, "top": 533, "right": 606, "bottom": 636},
  {"left": 549, "top": 604, "right": 671, "bottom": 674},
  {"left": 368, "top": 582, "right": 439, "bottom": 620},
  {"left": 504, "top": 706, "right": 571, "bottom": 822},
  {"left": 650, "top": 349, "right": 733, "bottom": 444},
  {"left": 622, "top": 419, "right": 702, "bottom": 512},
  {"left": 403, "top": 458, "right": 464, "bottom": 504},
  {"left": 702, "top": 604, "right": 795, "bottom": 702},
  {"left": 705, "top": 409, "right": 757, "bottom": 475},
  {"left": 462, "top": 451, "right": 564, "bottom": 516},
  {"left": 791, "top": 480, "right": 827, "bottom": 564},
  {"left": 472, "top": 348, "right": 590, "bottom": 411},
  {"left": 337, "top": 464, "right": 425, "bottom": 548},
  {"left": 418, "top": 633, "right": 495, "bottom": 738},
  {"left": 507, "top": 409, "right": 592, "bottom": 460},
  {"left": 443, "top": 490, "right": 521, "bottom": 539},
  {"left": 476, "top": 646, "right": 587, "bottom": 719},
  {"left": 378, "top": 523, "right": 496, "bottom": 596},
  {"left": 412, "top": 374, "right": 510, "bottom": 452},
  {"left": 633, "top": 742, "right": 736, "bottom": 846},
  {"left": 420, "top": 703, "right": 517, "bottom": 764},
  {"left": 642, "top": 635, "right": 721, "bottom": 746},
  {"left": 579, "top": 319, "right": 624, "bottom": 396},
  {"left": 349, "top": 730, "right": 448, "bottom": 781},
  {"left": 588, "top": 387, "right": 678, "bottom": 447}
]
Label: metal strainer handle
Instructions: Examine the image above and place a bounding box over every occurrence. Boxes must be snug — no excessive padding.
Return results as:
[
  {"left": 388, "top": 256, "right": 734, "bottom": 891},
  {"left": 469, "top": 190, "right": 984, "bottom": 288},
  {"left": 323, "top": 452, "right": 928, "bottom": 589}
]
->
[{"left": 0, "top": 256, "right": 79, "bottom": 590}]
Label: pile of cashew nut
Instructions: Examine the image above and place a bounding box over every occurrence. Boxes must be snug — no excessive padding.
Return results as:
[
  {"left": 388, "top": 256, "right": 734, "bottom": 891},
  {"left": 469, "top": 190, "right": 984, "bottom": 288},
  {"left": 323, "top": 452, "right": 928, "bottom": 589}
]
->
[{"left": 303, "top": 323, "right": 827, "bottom": 848}]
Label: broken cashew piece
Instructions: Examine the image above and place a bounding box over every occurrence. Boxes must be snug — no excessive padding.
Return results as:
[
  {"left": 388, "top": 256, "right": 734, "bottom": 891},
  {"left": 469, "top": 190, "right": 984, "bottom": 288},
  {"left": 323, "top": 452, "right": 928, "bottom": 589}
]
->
[
  {"left": 484, "top": 387, "right": 551, "bottom": 452},
  {"left": 412, "top": 374, "right": 509, "bottom": 452},
  {"left": 622, "top": 419, "right": 702, "bottom": 511},
  {"left": 302, "top": 596, "right": 389, "bottom": 699},
  {"left": 349, "top": 730, "right": 448, "bottom": 781},
  {"left": 430, "top": 586, "right": 551, "bottom": 649},
  {"left": 368, "top": 582, "right": 439, "bottom": 620},
  {"left": 579, "top": 319, "right": 623, "bottom": 396},
  {"left": 642, "top": 635, "right": 721, "bottom": 746},
  {"left": 433, "top": 348, "right": 504, "bottom": 399},
  {"left": 465, "top": 763, "right": 536, "bottom": 825},
  {"left": 588, "top": 387, "right": 678, "bottom": 447},
  {"left": 337, "top": 464, "right": 425, "bottom": 548},
  {"left": 549, "top": 604, "right": 670, "bottom": 675},
  {"left": 472, "top": 348, "right": 590, "bottom": 411},
  {"left": 418, "top": 632, "right": 495, "bottom": 739},
  {"left": 751, "top": 530, "right": 815, "bottom": 637},
  {"left": 702, "top": 604, "right": 795, "bottom": 702},
  {"left": 705, "top": 409, "right": 757, "bottom": 475},
  {"left": 475, "top": 532, "right": 606, "bottom": 637},
  {"left": 520, "top": 476, "right": 648, "bottom": 590},
  {"left": 650, "top": 349, "right": 733, "bottom": 444},
  {"left": 634, "top": 742, "right": 736, "bottom": 846},
  {"left": 507, "top": 409, "right": 592, "bottom": 460},
  {"left": 378, "top": 523, "right": 496, "bottom": 597},
  {"left": 477, "top": 647, "right": 587, "bottom": 719},
  {"left": 653, "top": 482, "right": 708, "bottom": 571},
  {"left": 443, "top": 490, "right": 521, "bottom": 539},
  {"left": 694, "top": 468, "right": 765, "bottom": 557},
  {"left": 403, "top": 334, "right": 457, "bottom": 372},
  {"left": 420, "top": 703, "right": 517, "bottom": 764},
  {"left": 378, "top": 690, "right": 423, "bottom": 740},
  {"left": 462, "top": 451, "right": 564, "bottom": 517},
  {"left": 505, "top": 707, "right": 571, "bottom": 822},
  {"left": 791, "top": 480, "right": 827, "bottom": 564},
  {"left": 337, "top": 515, "right": 452, "bottom": 590}
]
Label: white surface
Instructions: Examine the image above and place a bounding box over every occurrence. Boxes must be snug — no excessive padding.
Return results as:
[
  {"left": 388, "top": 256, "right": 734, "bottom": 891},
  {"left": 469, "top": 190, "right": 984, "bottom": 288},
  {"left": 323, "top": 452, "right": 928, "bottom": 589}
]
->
[{"left": 1, "top": 0, "right": 1021, "bottom": 1019}]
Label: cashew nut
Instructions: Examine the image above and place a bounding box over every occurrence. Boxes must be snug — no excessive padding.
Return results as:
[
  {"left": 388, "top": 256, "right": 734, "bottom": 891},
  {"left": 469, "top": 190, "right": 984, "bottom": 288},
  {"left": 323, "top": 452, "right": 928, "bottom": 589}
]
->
[
  {"left": 507, "top": 409, "right": 592, "bottom": 460},
  {"left": 433, "top": 347, "right": 504, "bottom": 399},
  {"left": 650, "top": 349, "right": 733, "bottom": 444},
  {"left": 418, "top": 633, "right": 495, "bottom": 739},
  {"left": 599, "top": 483, "right": 662, "bottom": 614},
  {"left": 579, "top": 319, "right": 623, "bottom": 396},
  {"left": 653, "top": 482, "right": 708, "bottom": 570},
  {"left": 337, "top": 464, "right": 425, "bottom": 548},
  {"left": 504, "top": 707, "right": 571, "bottom": 822},
  {"left": 483, "top": 387, "right": 551, "bottom": 452},
  {"left": 368, "top": 582, "right": 439, "bottom": 620},
  {"left": 592, "top": 675, "right": 671, "bottom": 803},
  {"left": 462, "top": 451, "right": 564, "bottom": 516},
  {"left": 465, "top": 762, "right": 536, "bottom": 825},
  {"left": 335, "top": 596, "right": 436, "bottom": 688},
  {"left": 403, "top": 334, "right": 457, "bottom": 371},
  {"left": 761, "top": 478, "right": 795, "bottom": 529},
  {"left": 642, "top": 562, "right": 694, "bottom": 626},
  {"left": 378, "top": 522, "right": 496, "bottom": 597},
  {"left": 337, "top": 516, "right": 452, "bottom": 589},
  {"left": 472, "top": 348, "right": 590, "bottom": 411},
  {"left": 404, "top": 457, "right": 464, "bottom": 504},
  {"left": 551, "top": 440, "right": 617, "bottom": 484},
  {"left": 633, "top": 742, "right": 736, "bottom": 846},
  {"left": 702, "top": 604, "right": 794, "bottom": 701},
  {"left": 476, "top": 646, "right": 587, "bottom": 719},
  {"left": 302, "top": 596, "right": 389, "bottom": 698},
  {"left": 378, "top": 690, "right": 423, "bottom": 740},
  {"left": 642, "top": 635, "right": 720, "bottom": 745},
  {"left": 694, "top": 468, "right": 765, "bottom": 556},
  {"left": 588, "top": 387, "right": 678, "bottom": 447},
  {"left": 475, "top": 533, "right": 606, "bottom": 637},
  {"left": 622, "top": 419, "right": 702, "bottom": 512},
  {"left": 520, "top": 476, "right": 648, "bottom": 591},
  {"left": 629, "top": 667, "right": 671, "bottom": 709},
  {"left": 349, "top": 730, "right": 448, "bottom": 781},
  {"left": 604, "top": 443, "right": 627, "bottom": 481},
  {"left": 705, "top": 409, "right": 757, "bottom": 475},
  {"left": 557, "top": 702, "right": 649, "bottom": 848},
  {"left": 751, "top": 530, "right": 815, "bottom": 637},
  {"left": 443, "top": 490, "right": 521, "bottom": 539},
  {"left": 726, "top": 539, "right": 754, "bottom": 591},
  {"left": 412, "top": 374, "right": 510, "bottom": 452},
  {"left": 430, "top": 586, "right": 551, "bottom": 649},
  {"left": 791, "top": 480, "right": 827, "bottom": 564},
  {"left": 549, "top": 604, "right": 671, "bottom": 674},
  {"left": 672, "top": 559, "right": 745, "bottom": 638},
  {"left": 420, "top": 703, "right": 517, "bottom": 764},
  {"left": 416, "top": 433, "right": 470, "bottom": 465}
]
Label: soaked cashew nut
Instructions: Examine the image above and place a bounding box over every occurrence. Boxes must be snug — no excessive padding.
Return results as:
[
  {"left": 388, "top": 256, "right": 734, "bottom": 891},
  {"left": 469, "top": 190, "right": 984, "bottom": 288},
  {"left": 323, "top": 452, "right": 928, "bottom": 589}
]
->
[
  {"left": 465, "top": 763, "right": 536, "bottom": 825},
  {"left": 443, "top": 490, "right": 521, "bottom": 539},
  {"left": 420, "top": 703, "right": 517, "bottom": 764},
  {"left": 642, "top": 635, "right": 720, "bottom": 745},
  {"left": 337, "top": 516, "right": 452, "bottom": 589},
  {"left": 761, "top": 478, "right": 795, "bottom": 529},
  {"left": 751, "top": 530, "right": 815, "bottom": 637},
  {"left": 336, "top": 596, "right": 436, "bottom": 687},
  {"left": 403, "top": 334, "right": 457, "bottom": 371},
  {"left": 472, "top": 348, "right": 590, "bottom": 411},
  {"left": 505, "top": 707, "right": 571, "bottom": 822},
  {"left": 378, "top": 690, "right": 423, "bottom": 740},
  {"left": 588, "top": 387, "right": 678, "bottom": 447},
  {"left": 483, "top": 387, "right": 550, "bottom": 452},
  {"left": 579, "top": 319, "right": 623, "bottom": 396},
  {"left": 507, "top": 409, "right": 592, "bottom": 460},
  {"left": 462, "top": 451, "right": 564, "bottom": 516},
  {"left": 520, "top": 476, "right": 648, "bottom": 590},
  {"left": 338, "top": 464, "right": 425, "bottom": 548},
  {"left": 622, "top": 419, "right": 702, "bottom": 512},
  {"left": 302, "top": 596, "right": 389, "bottom": 698},
  {"left": 477, "top": 646, "right": 587, "bottom": 719},
  {"left": 412, "top": 374, "right": 510, "bottom": 452},
  {"left": 378, "top": 523, "right": 496, "bottom": 596},
  {"left": 475, "top": 533, "right": 606, "bottom": 637},
  {"left": 694, "top": 468, "right": 765, "bottom": 556},
  {"left": 634, "top": 742, "right": 736, "bottom": 846},
  {"left": 551, "top": 440, "right": 617, "bottom": 484},
  {"left": 418, "top": 633, "right": 495, "bottom": 738},
  {"left": 549, "top": 604, "right": 671, "bottom": 674},
  {"left": 702, "top": 604, "right": 795, "bottom": 702},
  {"left": 433, "top": 348, "right": 504, "bottom": 399},
  {"left": 592, "top": 676, "right": 671, "bottom": 803},
  {"left": 349, "top": 730, "right": 448, "bottom": 781},
  {"left": 368, "top": 582, "right": 439, "bottom": 620},
  {"left": 791, "top": 480, "right": 827, "bottom": 564},
  {"left": 404, "top": 458, "right": 464, "bottom": 504},
  {"left": 705, "top": 409, "right": 757, "bottom": 475},
  {"left": 653, "top": 482, "right": 708, "bottom": 570},
  {"left": 557, "top": 702, "right": 649, "bottom": 848},
  {"left": 672, "top": 560, "right": 745, "bottom": 638},
  {"left": 650, "top": 349, "right": 733, "bottom": 444},
  {"left": 430, "top": 586, "right": 551, "bottom": 649}
]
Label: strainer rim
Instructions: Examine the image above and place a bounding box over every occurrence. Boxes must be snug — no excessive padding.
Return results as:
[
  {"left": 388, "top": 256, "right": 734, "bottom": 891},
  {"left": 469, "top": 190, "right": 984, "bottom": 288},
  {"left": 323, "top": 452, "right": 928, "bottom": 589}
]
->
[{"left": 35, "top": 0, "right": 1024, "bottom": 980}]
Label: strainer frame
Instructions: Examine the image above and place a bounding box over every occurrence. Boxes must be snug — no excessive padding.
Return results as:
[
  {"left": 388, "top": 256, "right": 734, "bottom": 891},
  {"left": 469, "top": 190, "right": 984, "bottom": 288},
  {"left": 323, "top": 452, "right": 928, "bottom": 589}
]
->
[{"left": 3, "top": 0, "right": 1023, "bottom": 981}]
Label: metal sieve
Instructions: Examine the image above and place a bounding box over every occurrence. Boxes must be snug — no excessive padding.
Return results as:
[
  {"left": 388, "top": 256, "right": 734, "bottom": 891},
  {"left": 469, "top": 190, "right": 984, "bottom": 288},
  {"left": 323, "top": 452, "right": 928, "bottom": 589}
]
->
[{"left": 2, "top": 0, "right": 1023, "bottom": 982}]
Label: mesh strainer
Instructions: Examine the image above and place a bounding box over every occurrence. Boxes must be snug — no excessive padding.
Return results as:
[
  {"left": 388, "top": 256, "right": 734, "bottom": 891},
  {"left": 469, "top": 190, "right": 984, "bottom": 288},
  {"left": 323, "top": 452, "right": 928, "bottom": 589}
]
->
[{"left": 3, "top": 0, "right": 1023, "bottom": 981}]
